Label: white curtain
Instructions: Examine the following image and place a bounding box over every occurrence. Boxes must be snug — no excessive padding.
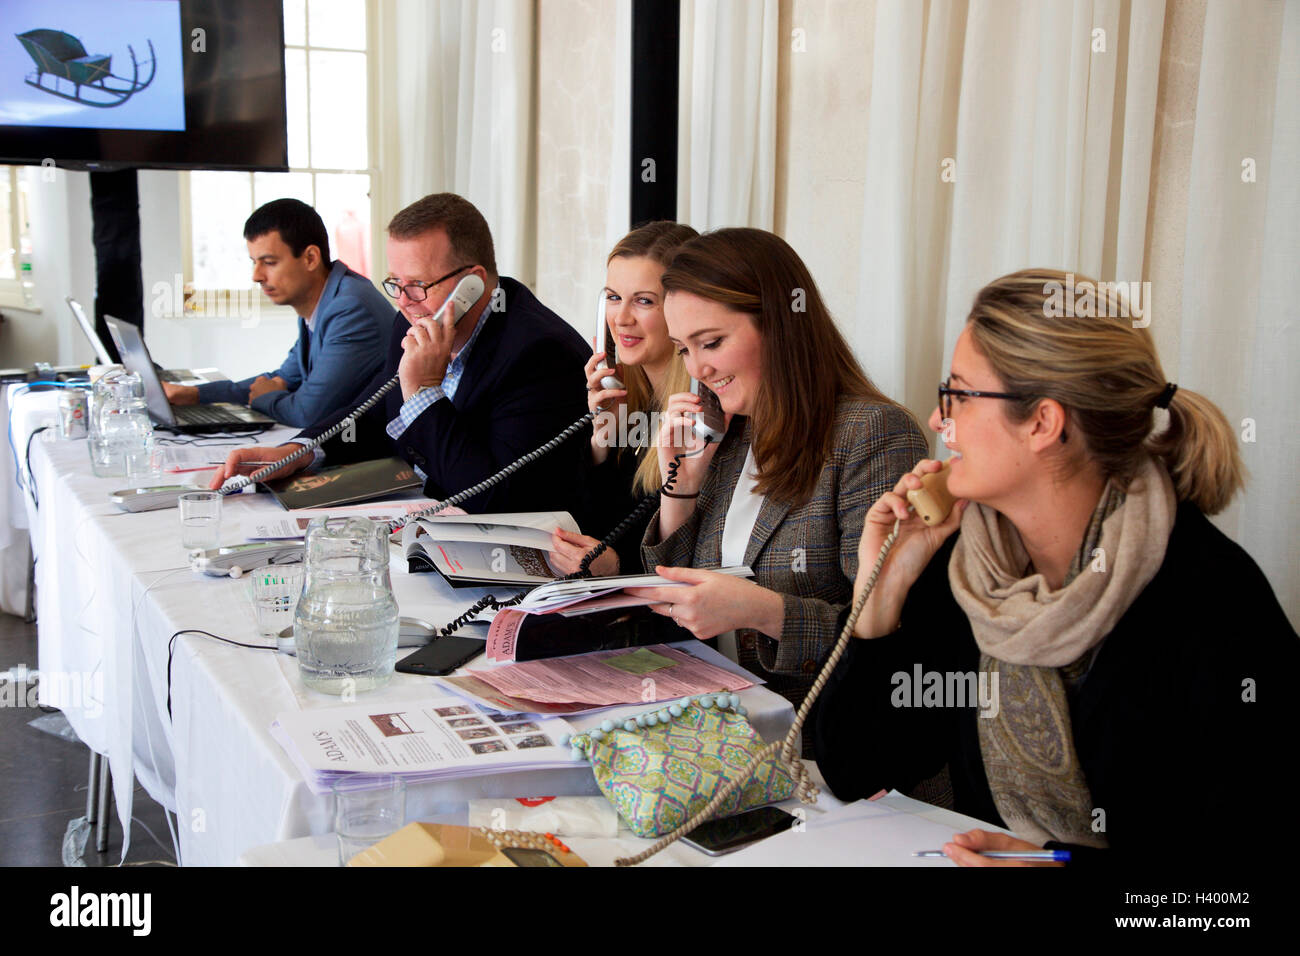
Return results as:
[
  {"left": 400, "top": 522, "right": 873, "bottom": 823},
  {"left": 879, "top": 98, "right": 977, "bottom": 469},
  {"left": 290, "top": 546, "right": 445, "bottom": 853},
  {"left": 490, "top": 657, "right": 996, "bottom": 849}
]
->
[
  {"left": 855, "top": 0, "right": 1165, "bottom": 422},
  {"left": 375, "top": 0, "right": 537, "bottom": 282},
  {"left": 678, "top": 0, "right": 779, "bottom": 229},
  {"left": 854, "top": 0, "right": 1296, "bottom": 625},
  {"left": 1178, "top": 0, "right": 1298, "bottom": 625}
]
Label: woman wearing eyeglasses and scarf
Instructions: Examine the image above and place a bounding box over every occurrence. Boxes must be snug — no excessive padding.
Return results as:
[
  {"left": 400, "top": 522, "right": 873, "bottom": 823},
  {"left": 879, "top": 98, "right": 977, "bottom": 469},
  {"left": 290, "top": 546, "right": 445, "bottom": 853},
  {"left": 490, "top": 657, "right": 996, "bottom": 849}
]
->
[{"left": 814, "top": 269, "right": 1298, "bottom": 866}]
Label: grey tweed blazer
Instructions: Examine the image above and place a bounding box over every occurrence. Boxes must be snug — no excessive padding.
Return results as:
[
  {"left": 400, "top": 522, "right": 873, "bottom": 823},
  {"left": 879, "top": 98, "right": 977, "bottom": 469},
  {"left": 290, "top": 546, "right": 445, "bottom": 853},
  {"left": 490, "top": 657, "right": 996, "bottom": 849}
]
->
[{"left": 642, "top": 399, "right": 929, "bottom": 708}]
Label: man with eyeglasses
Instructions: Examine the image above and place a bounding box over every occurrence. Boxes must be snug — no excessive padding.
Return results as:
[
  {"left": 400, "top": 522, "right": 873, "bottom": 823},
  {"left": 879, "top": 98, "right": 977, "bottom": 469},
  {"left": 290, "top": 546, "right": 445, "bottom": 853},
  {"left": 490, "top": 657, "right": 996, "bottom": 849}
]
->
[
  {"left": 211, "top": 193, "right": 591, "bottom": 521},
  {"left": 164, "top": 198, "right": 393, "bottom": 427}
]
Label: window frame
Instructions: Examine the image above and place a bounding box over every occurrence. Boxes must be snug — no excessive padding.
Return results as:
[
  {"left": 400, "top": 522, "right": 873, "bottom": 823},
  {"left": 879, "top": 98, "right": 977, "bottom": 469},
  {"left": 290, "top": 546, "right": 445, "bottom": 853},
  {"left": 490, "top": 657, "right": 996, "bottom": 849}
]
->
[
  {"left": 179, "top": 0, "right": 379, "bottom": 319},
  {"left": 0, "top": 165, "right": 34, "bottom": 311}
]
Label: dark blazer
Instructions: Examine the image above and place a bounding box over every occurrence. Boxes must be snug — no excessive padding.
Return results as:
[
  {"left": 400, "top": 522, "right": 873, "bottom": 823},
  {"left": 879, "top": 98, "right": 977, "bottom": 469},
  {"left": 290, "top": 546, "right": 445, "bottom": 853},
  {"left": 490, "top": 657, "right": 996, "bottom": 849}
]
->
[
  {"left": 296, "top": 276, "right": 592, "bottom": 520},
  {"left": 197, "top": 261, "right": 393, "bottom": 427},
  {"left": 812, "top": 501, "right": 1300, "bottom": 862},
  {"left": 642, "top": 400, "right": 929, "bottom": 708},
  {"left": 585, "top": 445, "right": 655, "bottom": 574}
]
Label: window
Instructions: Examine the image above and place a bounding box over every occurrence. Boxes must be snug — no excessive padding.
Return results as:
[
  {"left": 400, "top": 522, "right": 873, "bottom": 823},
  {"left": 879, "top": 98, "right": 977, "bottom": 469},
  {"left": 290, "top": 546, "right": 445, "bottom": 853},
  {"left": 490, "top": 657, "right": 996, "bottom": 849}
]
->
[
  {"left": 0, "top": 166, "right": 35, "bottom": 310},
  {"left": 184, "top": 0, "right": 374, "bottom": 310}
]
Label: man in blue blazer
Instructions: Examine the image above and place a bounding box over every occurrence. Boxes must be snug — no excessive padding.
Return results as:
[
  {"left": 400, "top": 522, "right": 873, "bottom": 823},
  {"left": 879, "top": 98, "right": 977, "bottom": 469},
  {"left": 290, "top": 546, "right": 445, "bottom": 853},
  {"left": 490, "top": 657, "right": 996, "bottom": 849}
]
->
[
  {"left": 163, "top": 199, "right": 393, "bottom": 427},
  {"left": 210, "top": 194, "right": 592, "bottom": 523}
]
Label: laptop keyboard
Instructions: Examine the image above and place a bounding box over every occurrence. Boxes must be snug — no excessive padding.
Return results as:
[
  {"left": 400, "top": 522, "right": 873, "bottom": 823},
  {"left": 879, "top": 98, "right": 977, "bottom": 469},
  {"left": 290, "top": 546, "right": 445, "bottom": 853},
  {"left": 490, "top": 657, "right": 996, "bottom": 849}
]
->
[{"left": 174, "top": 404, "right": 261, "bottom": 425}]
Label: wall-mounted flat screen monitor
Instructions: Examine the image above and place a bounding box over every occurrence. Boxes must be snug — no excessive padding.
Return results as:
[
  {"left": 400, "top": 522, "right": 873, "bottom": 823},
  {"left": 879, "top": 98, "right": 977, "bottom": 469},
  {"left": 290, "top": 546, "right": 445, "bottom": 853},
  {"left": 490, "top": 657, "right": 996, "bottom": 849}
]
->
[{"left": 0, "top": 0, "right": 286, "bottom": 171}]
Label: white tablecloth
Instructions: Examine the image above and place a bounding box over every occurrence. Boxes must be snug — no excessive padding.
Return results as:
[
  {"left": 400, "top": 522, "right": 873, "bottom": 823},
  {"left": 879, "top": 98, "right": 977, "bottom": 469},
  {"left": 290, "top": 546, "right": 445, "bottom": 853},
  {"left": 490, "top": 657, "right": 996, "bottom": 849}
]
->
[
  {"left": 2, "top": 384, "right": 62, "bottom": 615},
  {"left": 28, "top": 433, "right": 798, "bottom": 865}
]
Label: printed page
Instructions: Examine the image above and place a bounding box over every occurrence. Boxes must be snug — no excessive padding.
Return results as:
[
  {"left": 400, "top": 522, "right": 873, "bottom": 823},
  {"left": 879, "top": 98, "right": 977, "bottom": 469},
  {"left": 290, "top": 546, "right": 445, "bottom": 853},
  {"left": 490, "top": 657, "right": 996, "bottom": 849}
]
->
[{"left": 271, "top": 696, "right": 575, "bottom": 786}]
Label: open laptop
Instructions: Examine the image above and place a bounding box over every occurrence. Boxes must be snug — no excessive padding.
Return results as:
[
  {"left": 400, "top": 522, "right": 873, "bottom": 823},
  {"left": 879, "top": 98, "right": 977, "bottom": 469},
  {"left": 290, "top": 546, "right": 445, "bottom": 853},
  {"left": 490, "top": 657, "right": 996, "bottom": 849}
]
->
[
  {"left": 104, "top": 315, "right": 275, "bottom": 433},
  {"left": 67, "top": 297, "right": 197, "bottom": 382}
]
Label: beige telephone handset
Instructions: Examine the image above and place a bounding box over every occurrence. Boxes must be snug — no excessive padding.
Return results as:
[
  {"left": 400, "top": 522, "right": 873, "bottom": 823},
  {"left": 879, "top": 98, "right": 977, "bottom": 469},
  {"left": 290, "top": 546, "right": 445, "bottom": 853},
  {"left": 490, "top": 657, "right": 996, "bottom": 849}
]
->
[{"left": 904, "top": 459, "right": 956, "bottom": 526}]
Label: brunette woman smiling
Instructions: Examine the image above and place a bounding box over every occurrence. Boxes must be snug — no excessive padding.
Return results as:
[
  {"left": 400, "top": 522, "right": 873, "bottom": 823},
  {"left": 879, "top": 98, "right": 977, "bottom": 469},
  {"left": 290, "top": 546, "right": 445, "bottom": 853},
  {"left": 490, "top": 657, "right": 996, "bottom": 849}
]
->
[{"left": 626, "top": 228, "right": 929, "bottom": 711}]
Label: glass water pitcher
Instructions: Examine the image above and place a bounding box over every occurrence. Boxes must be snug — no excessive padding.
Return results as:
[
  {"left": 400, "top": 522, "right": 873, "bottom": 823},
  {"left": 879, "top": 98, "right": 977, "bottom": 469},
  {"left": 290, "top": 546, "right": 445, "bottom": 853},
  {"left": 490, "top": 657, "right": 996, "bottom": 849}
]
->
[{"left": 293, "top": 516, "right": 399, "bottom": 695}]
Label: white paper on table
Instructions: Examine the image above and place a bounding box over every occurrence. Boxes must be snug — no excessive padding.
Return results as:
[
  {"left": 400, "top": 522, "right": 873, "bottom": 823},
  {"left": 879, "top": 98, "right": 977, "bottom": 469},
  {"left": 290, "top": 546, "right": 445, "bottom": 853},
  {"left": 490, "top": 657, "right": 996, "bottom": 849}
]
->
[
  {"left": 269, "top": 696, "right": 577, "bottom": 784},
  {"left": 242, "top": 499, "right": 445, "bottom": 541},
  {"left": 712, "top": 794, "right": 1009, "bottom": 867}
]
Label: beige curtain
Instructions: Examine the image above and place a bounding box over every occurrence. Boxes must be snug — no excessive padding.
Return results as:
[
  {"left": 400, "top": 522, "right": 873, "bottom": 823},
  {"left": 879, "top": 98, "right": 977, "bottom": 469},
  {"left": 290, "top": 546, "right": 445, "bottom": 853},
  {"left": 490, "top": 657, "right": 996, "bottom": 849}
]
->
[
  {"left": 678, "top": 0, "right": 780, "bottom": 229},
  {"left": 373, "top": 0, "right": 537, "bottom": 283}
]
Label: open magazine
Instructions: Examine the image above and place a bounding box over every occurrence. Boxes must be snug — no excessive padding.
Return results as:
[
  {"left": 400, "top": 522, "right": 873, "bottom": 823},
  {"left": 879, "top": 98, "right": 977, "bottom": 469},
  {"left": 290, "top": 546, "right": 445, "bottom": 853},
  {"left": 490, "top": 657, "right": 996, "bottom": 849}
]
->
[
  {"left": 401, "top": 511, "right": 579, "bottom": 586},
  {"left": 270, "top": 696, "right": 577, "bottom": 794}
]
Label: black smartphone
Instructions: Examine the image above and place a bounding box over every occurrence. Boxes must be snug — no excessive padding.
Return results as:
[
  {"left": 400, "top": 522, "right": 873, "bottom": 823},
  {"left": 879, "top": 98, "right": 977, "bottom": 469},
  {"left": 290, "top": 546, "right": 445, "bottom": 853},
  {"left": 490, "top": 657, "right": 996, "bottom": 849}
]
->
[
  {"left": 394, "top": 635, "right": 483, "bottom": 676},
  {"left": 690, "top": 378, "right": 726, "bottom": 443},
  {"left": 681, "top": 806, "right": 796, "bottom": 856}
]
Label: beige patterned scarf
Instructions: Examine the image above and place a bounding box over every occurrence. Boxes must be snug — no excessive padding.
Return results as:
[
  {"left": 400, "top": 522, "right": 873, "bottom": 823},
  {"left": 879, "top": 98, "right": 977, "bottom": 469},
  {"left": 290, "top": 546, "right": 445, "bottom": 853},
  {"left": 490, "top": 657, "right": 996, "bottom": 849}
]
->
[{"left": 948, "top": 455, "right": 1176, "bottom": 847}]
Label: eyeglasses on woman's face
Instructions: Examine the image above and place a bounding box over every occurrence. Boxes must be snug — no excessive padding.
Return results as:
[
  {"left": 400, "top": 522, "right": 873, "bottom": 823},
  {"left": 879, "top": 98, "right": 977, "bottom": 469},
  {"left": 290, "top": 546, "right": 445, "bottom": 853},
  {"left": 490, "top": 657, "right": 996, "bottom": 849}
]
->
[{"left": 937, "top": 378, "right": 1027, "bottom": 421}]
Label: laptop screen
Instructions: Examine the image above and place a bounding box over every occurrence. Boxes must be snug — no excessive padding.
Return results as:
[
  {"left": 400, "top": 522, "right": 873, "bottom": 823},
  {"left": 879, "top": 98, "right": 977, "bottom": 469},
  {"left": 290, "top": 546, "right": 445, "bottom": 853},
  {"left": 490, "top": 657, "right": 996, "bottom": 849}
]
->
[
  {"left": 66, "top": 297, "right": 114, "bottom": 366},
  {"left": 103, "top": 316, "right": 178, "bottom": 427}
]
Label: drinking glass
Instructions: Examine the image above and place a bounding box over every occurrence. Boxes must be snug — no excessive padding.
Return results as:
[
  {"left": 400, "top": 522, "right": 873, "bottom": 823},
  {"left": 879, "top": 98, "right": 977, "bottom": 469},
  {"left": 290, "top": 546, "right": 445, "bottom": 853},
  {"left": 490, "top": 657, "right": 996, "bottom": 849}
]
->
[{"left": 179, "top": 491, "right": 222, "bottom": 550}]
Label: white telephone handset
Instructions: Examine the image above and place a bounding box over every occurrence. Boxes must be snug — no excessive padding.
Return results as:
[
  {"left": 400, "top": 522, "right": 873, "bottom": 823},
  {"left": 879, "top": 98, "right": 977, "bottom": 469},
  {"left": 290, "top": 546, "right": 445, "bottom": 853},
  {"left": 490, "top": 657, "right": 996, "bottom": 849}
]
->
[
  {"left": 594, "top": 290, "right": 624, "bottom": 391},
  {"left": 440, "top": 273, "right": 485, "bottom": 328}
]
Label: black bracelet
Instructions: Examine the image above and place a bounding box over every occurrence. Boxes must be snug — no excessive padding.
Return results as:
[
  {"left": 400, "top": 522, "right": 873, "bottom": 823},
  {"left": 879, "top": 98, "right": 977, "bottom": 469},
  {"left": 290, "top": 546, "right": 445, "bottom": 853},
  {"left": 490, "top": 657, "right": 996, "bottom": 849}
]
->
[{"left": 661, "top": 489, "right": 699, "bottom": 499}]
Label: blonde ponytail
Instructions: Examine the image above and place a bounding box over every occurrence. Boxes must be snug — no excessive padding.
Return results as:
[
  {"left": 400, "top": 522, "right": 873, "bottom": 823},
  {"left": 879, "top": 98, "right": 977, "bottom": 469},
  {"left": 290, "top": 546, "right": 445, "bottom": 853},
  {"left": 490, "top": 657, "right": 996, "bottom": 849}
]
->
[
  {"left": 1145, "top": 387, "right": 1244, "bottom": 515},
  {"left": 966, "top": 269, "right": 1246, "bottom": 515}
]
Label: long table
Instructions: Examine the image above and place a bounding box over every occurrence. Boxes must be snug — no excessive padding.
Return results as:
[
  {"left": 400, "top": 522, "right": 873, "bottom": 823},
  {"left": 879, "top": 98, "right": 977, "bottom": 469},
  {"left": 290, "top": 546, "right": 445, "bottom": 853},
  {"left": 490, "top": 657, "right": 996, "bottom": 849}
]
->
[{"left": 26, "top": 426, "right": 798, "bottom": 865}]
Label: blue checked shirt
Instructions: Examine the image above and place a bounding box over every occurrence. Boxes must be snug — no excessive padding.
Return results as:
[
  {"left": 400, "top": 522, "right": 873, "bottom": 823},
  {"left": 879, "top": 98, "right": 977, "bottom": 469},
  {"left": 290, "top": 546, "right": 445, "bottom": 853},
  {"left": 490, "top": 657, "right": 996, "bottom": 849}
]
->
[{"left": 385, "top": 293, "right": 493, "bottom": 478}]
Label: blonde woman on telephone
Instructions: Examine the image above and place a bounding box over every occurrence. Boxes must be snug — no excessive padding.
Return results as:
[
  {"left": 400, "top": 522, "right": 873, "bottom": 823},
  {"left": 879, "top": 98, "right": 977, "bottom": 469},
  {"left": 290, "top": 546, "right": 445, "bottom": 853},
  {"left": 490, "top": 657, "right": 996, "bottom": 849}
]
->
[
  {"left": 547, "top": 222, "right": 698, "bottom": 577},
  {"left": 813, "top": 269, "right": 1297, "bottom": 866}
]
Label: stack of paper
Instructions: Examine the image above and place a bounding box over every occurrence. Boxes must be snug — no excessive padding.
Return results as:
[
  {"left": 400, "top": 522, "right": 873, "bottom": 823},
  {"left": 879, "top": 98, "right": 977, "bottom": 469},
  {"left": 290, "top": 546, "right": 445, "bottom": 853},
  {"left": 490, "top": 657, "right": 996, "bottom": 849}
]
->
[{"left": 270, "top": 696, "right": 578, "bottom": 794}]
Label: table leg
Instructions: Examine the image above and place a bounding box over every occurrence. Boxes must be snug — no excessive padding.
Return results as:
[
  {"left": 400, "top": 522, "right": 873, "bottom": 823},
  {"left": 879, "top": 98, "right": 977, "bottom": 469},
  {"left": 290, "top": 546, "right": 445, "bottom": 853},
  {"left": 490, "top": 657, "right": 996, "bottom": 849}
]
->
[
  {"left": 86, "top": 750, "right": 101, "bottom": 825},
  {"left": 95, "top": 762, "right": 111, "bottom": 852},
  {"left": 24, "top": 538, "right": 36, "bottom": 623}
]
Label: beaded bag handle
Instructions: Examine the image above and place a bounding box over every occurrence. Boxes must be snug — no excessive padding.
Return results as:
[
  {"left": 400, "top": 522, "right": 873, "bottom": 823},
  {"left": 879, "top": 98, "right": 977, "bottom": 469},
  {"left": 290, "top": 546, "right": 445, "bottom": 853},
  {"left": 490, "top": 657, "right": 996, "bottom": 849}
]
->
[{"left": 605, "top": 520, "right": 904, "bottom": 866}]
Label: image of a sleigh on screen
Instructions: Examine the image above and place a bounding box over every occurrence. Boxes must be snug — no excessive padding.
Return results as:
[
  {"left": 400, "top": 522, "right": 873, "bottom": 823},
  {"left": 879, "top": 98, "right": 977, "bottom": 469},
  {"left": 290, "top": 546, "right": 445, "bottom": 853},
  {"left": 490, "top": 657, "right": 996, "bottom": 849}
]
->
[{"left": 15, "top": 29, "right": 156, "bottom": 108}]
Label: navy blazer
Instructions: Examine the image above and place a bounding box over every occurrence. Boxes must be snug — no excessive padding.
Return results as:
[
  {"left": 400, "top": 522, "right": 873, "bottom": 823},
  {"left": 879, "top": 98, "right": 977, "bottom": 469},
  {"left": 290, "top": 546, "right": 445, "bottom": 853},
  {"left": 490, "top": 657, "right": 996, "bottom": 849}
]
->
[
  {"left": 296, "top": 276, "right": 593, "bottom": 521},
  {"left": 196, "top": 261, "right": 393, "bottom": 427}
]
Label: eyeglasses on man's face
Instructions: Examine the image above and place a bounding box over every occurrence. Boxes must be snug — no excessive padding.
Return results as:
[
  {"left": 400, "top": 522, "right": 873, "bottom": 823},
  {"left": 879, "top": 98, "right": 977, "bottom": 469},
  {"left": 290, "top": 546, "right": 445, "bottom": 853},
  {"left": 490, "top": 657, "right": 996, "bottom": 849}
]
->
[
  {"left": 937, "top": 378, "right": 1027, "bottom": 421},
  {"left": 382, "top": 264, "right": 474, "bottom": 302}
]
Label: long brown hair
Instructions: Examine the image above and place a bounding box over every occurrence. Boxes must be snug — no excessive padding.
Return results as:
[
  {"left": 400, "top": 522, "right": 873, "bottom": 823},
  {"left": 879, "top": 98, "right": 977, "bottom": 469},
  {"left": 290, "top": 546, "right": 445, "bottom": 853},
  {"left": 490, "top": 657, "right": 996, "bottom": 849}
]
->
[
  {"left": 606, "top": 221, "right": 697, "bottom": 495},
  {"left": 661, "top": 228, "right": 902, "bottom": 505},
  {"left": 965, "top": 269, "right": 1245, "bottom": 514}
]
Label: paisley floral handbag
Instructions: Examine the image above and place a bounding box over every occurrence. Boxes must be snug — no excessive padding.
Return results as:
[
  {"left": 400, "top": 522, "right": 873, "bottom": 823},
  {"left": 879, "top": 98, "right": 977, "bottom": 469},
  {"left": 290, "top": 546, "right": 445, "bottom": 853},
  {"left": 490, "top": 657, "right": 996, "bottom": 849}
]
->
[{"left": 565, "top": 693, "right": 795, "bottom": 839}]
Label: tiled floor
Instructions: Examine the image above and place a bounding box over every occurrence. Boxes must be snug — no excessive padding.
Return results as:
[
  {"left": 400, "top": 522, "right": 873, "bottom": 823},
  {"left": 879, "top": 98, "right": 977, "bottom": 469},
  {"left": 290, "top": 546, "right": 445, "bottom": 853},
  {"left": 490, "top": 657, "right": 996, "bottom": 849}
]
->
[{"left": 0, "top": 611, "right": 176, "bottom": 866}]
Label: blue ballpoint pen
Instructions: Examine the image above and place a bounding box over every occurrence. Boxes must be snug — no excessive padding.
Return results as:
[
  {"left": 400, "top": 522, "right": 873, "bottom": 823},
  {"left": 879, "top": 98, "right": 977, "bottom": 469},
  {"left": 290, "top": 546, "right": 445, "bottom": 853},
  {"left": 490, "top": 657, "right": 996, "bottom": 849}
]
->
[{"left": 914, "top": 849, "right": 1071, "bottom": 862}]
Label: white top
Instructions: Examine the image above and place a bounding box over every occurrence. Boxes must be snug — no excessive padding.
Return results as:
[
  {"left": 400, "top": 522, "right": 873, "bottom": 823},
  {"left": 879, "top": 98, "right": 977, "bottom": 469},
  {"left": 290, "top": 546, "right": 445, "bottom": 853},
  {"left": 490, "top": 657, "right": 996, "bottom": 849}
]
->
[{"left": 718, "top": 445, "right": 765, "bottom": 661}]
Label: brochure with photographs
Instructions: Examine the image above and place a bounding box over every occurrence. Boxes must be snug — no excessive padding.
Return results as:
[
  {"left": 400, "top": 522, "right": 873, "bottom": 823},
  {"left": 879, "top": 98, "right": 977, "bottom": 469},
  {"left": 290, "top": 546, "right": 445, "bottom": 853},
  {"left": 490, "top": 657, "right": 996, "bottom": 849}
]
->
[
  {"left": 401, "top": 511, "right": 580, "bottom": 587},
  {"left": 269, "top": 696, "right": 577, "bottom": 794},
  {"left": 262, "top": 457, "right": 422, "bottom": 510}
]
